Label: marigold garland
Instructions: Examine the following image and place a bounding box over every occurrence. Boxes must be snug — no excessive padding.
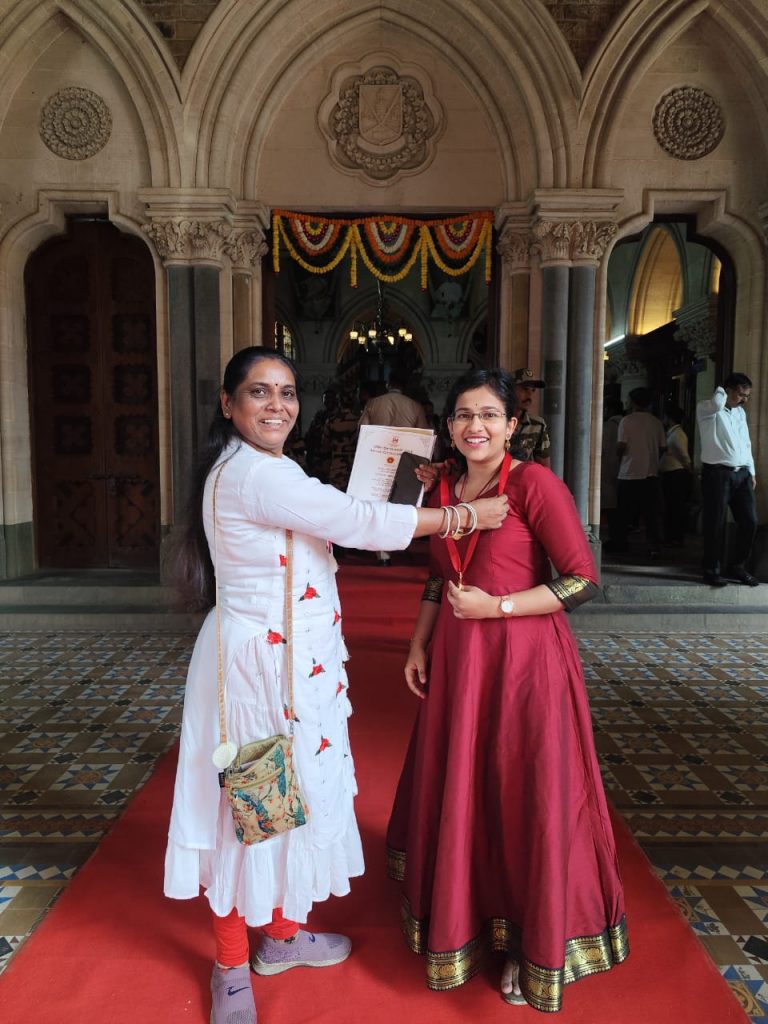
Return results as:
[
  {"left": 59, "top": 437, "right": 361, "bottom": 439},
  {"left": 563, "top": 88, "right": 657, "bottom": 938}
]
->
[{"left": 272, "top": 210, "right": 493, "bottom": 289}]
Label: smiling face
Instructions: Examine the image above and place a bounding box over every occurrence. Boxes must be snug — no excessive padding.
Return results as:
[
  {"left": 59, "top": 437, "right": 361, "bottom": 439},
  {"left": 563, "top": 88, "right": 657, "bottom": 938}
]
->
[
  {"left": 221, "top": 358, "right": 299, "bottom": 456},
  {"left": 448, "top": 385, "right": 517, "bottom": 469}
]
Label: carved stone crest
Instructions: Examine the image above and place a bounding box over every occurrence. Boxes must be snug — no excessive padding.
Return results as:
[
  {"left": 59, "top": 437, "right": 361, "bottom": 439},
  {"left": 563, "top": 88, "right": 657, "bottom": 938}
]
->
[
  {"left": 321, "top": 60, "right": 442, "bottom": 184},
  {"left": 652, "top": 87, "right": 724, "bottom": 161},
  {"left": 40, "top": 87, "right": 112, "bottom": 160}
]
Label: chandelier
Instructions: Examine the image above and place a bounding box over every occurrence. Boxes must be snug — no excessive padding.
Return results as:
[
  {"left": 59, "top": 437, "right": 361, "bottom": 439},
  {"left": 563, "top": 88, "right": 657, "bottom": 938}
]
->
[{"left": 348, "top": 281, "right": 413, "bottom": 349}]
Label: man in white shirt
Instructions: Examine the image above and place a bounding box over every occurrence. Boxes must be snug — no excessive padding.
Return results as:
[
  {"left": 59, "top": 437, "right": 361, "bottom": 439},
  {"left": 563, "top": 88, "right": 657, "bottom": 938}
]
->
[
  {"left": 358, "top": 370, "right": 429, "bottom": 564},
  {"left": 696, "top": 373, "right": 759, "bottom": 587},
  {"left": 359, "top": 371, "right": 429, "bottom": 431},
  {"left": 609, "top": 387, "right": 667, "bottom": 557}
]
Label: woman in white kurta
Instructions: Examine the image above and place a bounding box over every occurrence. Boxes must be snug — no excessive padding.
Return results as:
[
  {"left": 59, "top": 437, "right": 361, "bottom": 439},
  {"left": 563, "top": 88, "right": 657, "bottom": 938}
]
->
[{"left": 164, "top": 348, "right": 508, "bottom": 1024}]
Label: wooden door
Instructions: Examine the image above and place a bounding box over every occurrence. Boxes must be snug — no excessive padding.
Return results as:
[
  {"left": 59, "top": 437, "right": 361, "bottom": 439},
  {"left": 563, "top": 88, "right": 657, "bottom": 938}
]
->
[{"left": 26, "top": 219, "right": 160, "bottom": 569}]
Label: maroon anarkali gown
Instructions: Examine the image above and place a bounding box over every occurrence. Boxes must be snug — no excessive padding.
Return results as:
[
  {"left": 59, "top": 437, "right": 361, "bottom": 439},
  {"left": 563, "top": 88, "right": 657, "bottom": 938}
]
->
[{"left": 386, "top": 461, "right": 628, "bottom": 1012}]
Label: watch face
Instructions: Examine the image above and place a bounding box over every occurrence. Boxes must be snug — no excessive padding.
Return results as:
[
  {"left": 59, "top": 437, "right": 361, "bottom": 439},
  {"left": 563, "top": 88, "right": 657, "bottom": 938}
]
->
[{"left": 501, "top": 598, "right": 514, "bottom": 614}]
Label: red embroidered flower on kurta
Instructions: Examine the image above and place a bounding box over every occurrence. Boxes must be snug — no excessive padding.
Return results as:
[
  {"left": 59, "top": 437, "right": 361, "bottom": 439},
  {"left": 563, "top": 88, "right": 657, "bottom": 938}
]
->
[
  {"left": 333, "top": 609, "right": 341, "bottom": 625},
  {"left": 316, "top": 737, "right": 332, "bottom": 755},
  {"left": 300, "top": 583, "right": 319, "bottom": 601},
  {"left": 267, "top": 630, "right": 286, "bottom": 645},
  {"left": 336, "top": 681, "right": 345, "bottom": 695},
  {"left": 309, "top": 660, "right": 325, "bottom": 677},
  {"left": 279, "top": 554, "right": 287, "bottom": 567},
  {"left": 283, "top": 703, "right": 299, "bottom": 723}
]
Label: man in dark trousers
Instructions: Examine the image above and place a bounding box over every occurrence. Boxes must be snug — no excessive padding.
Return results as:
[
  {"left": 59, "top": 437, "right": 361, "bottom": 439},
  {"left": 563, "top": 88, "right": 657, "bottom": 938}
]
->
[{"left": 696, "top": 372, "right": 759, "bottom": 587}]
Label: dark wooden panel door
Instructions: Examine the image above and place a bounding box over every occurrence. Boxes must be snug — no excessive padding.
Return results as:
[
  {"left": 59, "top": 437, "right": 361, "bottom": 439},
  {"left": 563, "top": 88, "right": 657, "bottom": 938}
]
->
[{"left": 27, "top": 219, "right": 160, "bottom": 569}]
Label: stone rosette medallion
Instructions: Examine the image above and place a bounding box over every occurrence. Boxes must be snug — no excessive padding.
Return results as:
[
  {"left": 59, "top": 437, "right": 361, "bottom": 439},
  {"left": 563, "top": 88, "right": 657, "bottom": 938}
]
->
[
  {"left": 652, "top": 86, "right": 724, "bottom": 160},
  {"left": 40, "top": 87, "right": 112, "bottom": 160},
  {"left": 320, "top": 56, "right": 442, "bottom": 184}
]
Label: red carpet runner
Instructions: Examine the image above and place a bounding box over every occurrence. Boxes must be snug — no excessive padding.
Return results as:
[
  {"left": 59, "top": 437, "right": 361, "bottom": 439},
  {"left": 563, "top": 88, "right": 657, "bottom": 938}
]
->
[{"left": 1, "top": 566, "right": 748, "bottom": 1023}]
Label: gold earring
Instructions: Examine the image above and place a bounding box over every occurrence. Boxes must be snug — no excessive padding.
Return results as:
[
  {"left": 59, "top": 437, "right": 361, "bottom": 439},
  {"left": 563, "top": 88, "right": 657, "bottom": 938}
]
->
[
  {"left": 450, "top": 437, "right": 456, "bottom": 450},
  {"left": 504, "top": 437, "right": 511, "bottom": 451}
]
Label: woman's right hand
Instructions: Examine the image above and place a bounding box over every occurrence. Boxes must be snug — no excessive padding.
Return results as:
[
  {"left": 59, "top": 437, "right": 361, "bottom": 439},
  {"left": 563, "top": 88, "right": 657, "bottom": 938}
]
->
[
  {"left": 469, "top": 494, "right": 509, "bottom": 530},
  {"left": 405, "top": 643, "right": 429, "bottom": 699}
]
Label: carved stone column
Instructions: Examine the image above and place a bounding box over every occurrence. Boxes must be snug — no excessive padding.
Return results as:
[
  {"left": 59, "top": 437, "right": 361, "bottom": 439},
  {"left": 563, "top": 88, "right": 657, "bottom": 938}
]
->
[
  {"left": 495, "top": 206, "right": 531, "bottom": 372},
  {"left": 138, "top": 189, "right": 234, "bottom": 517},
  {"left": 530, "top": 190, "right": 621, "bottom": 529},
  {"left": 222, "top": 202, "right": 270, "bottom": 351}
]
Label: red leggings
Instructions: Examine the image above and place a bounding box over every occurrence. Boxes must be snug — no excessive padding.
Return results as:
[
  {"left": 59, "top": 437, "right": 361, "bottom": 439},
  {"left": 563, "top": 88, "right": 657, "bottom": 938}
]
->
[{"left": 212, "top": 908, "right": 299, "bottom": 968}]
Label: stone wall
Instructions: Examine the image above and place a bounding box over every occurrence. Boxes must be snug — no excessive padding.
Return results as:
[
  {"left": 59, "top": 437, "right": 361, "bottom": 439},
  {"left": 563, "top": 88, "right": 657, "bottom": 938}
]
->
[
  {"left": 137, "top": 0, "right": 221, "bottom": 66},
  {"left": 541, "top": 0, "right": 629, "bottom": 68}
]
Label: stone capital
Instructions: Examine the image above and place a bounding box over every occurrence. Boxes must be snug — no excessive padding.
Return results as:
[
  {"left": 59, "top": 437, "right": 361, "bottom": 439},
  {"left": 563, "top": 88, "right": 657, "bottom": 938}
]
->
[
  {"left": 222, "top": 227, "right": 269, "bottom": 271},
  {"left": 138, "top": 189, "right": 234, "bottom": 266},
  {"left": 142, "top": 218, "right": 232, "bottom": 265},
  {"left": 496, "top": 224, "right": 531, "bottom": 272},
  {"left": 530, "top": 218, "right": 618, "bottom": 266},
  {"left": 528, "top": 189, "right": 622, "bottom": 266}
]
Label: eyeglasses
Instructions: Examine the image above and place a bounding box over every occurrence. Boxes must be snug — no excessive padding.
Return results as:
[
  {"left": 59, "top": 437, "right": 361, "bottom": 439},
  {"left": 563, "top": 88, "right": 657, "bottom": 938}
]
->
[{"left": 450, "top": 411, "right": 505, "bottom": 423}]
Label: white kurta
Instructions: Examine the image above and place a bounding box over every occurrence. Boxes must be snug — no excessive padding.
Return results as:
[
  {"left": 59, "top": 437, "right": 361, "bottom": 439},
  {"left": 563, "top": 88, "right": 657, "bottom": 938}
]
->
[{"left": 164, "top": 442, "right": 417, "bottom": 925}]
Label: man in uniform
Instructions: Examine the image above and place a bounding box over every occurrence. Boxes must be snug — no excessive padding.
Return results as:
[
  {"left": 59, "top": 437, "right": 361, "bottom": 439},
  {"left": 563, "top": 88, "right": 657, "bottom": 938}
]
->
[{"left": 509, "top": 368, "right": 551, "bottom": 467}]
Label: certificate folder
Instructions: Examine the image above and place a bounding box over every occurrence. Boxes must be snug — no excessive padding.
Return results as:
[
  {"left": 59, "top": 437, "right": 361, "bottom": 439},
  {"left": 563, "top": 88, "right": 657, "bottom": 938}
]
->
[{"left": 346, "top": 425, "right": 435, "bottom": 505}]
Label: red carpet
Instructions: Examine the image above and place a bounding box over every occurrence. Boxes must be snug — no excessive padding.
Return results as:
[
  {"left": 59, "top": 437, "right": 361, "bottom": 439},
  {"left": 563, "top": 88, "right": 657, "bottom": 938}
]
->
[{"left": 1, "top": 565, "right": 748, "bottom": 1023}]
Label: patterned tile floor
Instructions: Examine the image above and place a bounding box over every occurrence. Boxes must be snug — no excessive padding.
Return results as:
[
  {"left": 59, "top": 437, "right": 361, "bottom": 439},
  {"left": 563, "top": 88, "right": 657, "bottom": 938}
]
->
[{"left": 0, "top": 630, "right": 766, "bottom": 1022}]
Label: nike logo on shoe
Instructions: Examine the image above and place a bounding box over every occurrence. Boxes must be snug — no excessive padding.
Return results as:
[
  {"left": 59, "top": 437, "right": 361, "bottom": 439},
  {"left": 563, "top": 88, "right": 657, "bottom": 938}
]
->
[{"left": 227, "top": 985, "right": 249, "bottom": 996}]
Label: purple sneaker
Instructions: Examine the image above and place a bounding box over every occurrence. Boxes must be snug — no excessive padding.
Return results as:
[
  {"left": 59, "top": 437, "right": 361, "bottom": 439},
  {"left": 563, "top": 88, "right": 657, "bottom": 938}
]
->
[
  {"left": 251, "top": 929, "right": 351, "bottom": 975},
  {"left": 210, "top": 964, "right": 256, "bottom": 1024}
]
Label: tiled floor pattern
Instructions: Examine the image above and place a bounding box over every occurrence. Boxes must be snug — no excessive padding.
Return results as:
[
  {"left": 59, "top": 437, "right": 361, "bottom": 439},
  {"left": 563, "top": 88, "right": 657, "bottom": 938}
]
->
[{"left": 0, "top": 631, "right": 766, "bottom": 1021}]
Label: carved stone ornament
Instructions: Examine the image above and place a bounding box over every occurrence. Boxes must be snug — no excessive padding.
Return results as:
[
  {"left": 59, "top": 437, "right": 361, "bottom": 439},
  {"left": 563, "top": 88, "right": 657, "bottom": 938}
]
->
[
  {"left": 675, "top": 317, "right": 716, "bottom": 360},
  {"left": 40, "top": 87, "right": 112, "bottom": 160},
  {"left": 496, "top": 229, "right": 531, "bottom": 271},
  {"left": 531, "top": 220, "right": 617, "bottom": 264},
  {"left": 652, "top": 87, "right": 724, "bottom": 161},
  {"left": 142, "top": 219, "right": 231, "bottom": 263},
  {"left": 323, "top": 64, "right": 441, "bottom": 183},
  {"left": 222, "top": 229, "right": 269, "bottom": 270}
]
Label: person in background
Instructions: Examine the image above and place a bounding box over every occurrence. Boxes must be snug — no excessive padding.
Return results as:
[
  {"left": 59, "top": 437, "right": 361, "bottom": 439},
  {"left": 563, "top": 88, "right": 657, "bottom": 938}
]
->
[
  {"left": 600, "top": 397, "right": 624, "bottom": 550},
  {"left": 359, "top": 370, "right": 430, "bottom": 564},
  {"left": 305, "top": 388, "right": 337, "bottom": 481},
  {"left": 508, "top": 368, "right": 551, "bottom": 467},
  {"left": 660, "top": 404, "right": 692, "bottom": 548},
  {"left": 166, "top": 347, "right": 508, "bottom": 1024},
  {"left": 611, "top": 387, "right": 666, "bottom": 557},
  {"left": 696, "top": 373, "right": 759, "bottom": 587},
  {"left": 359, "top": 369, "right": 429, "bottom": 430},
  {"left": 387, "top": 367, "right": 627, "bottom": 1012},
  {"left": 323, "top": 385, "right": 360, "bottom": 493}
]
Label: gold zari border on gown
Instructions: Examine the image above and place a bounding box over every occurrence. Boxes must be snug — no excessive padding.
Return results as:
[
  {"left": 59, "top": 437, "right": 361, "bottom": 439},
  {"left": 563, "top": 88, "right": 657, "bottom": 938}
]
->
[{"left": 387, "top": 845, "right": 629, "bottom": 1013}]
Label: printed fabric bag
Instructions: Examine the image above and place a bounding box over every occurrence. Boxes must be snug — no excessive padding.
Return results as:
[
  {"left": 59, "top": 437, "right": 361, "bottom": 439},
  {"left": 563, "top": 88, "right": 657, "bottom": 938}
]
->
[{"left": 210, "top": 458, "right": 310, "bottom": 845}]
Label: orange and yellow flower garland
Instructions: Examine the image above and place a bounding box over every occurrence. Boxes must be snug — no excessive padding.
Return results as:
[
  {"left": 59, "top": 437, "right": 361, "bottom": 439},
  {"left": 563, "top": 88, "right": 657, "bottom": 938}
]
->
[{"left": 272, "top": 210, "right": 493, "bottom": 289}]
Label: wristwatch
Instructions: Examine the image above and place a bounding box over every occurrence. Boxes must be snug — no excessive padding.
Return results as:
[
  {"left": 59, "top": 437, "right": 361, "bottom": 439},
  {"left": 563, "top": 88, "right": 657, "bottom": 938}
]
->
[{"left": 499, "top": 595, "right": 515, "bottom": 617}]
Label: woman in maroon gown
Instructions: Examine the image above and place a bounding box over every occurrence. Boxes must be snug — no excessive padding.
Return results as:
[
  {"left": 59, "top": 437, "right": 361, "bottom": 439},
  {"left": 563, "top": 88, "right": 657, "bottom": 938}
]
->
[{"left": 387, "top": 368, "right": 628, "bottom": 1012}]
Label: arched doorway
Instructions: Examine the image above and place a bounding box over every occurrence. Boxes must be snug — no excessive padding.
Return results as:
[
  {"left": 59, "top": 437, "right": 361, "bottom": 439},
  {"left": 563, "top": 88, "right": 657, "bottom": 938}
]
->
[{"left": 25, "top": 218, "right": 160, "bottom": 569}]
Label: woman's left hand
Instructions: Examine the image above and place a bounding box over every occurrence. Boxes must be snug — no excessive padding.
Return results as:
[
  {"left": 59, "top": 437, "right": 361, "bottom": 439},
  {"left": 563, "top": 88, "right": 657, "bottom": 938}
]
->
[{"left": 446, "top": 581, "right": 496, "bottom": 619}]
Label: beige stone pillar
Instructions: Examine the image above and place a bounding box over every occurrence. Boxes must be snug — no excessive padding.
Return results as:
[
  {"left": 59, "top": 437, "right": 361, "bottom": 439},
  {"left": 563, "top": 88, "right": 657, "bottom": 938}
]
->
[
  {"left": 138, "top": 188, "right": 235, "bottom": 518},
  {"left": 495, "top": 208, "right": 531, "bottom": 372},
  {"left": 529, "top": 191, "right": 622, "bottom": 533},
  {"left": 223, "top": 202, "right": 270, "bottom": 351}
]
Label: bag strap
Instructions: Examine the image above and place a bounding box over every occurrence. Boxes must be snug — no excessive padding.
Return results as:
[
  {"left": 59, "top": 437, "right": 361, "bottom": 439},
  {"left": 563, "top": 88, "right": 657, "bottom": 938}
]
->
[{"left": 212, "top": 459, "right": 295, "bottom": 755}]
